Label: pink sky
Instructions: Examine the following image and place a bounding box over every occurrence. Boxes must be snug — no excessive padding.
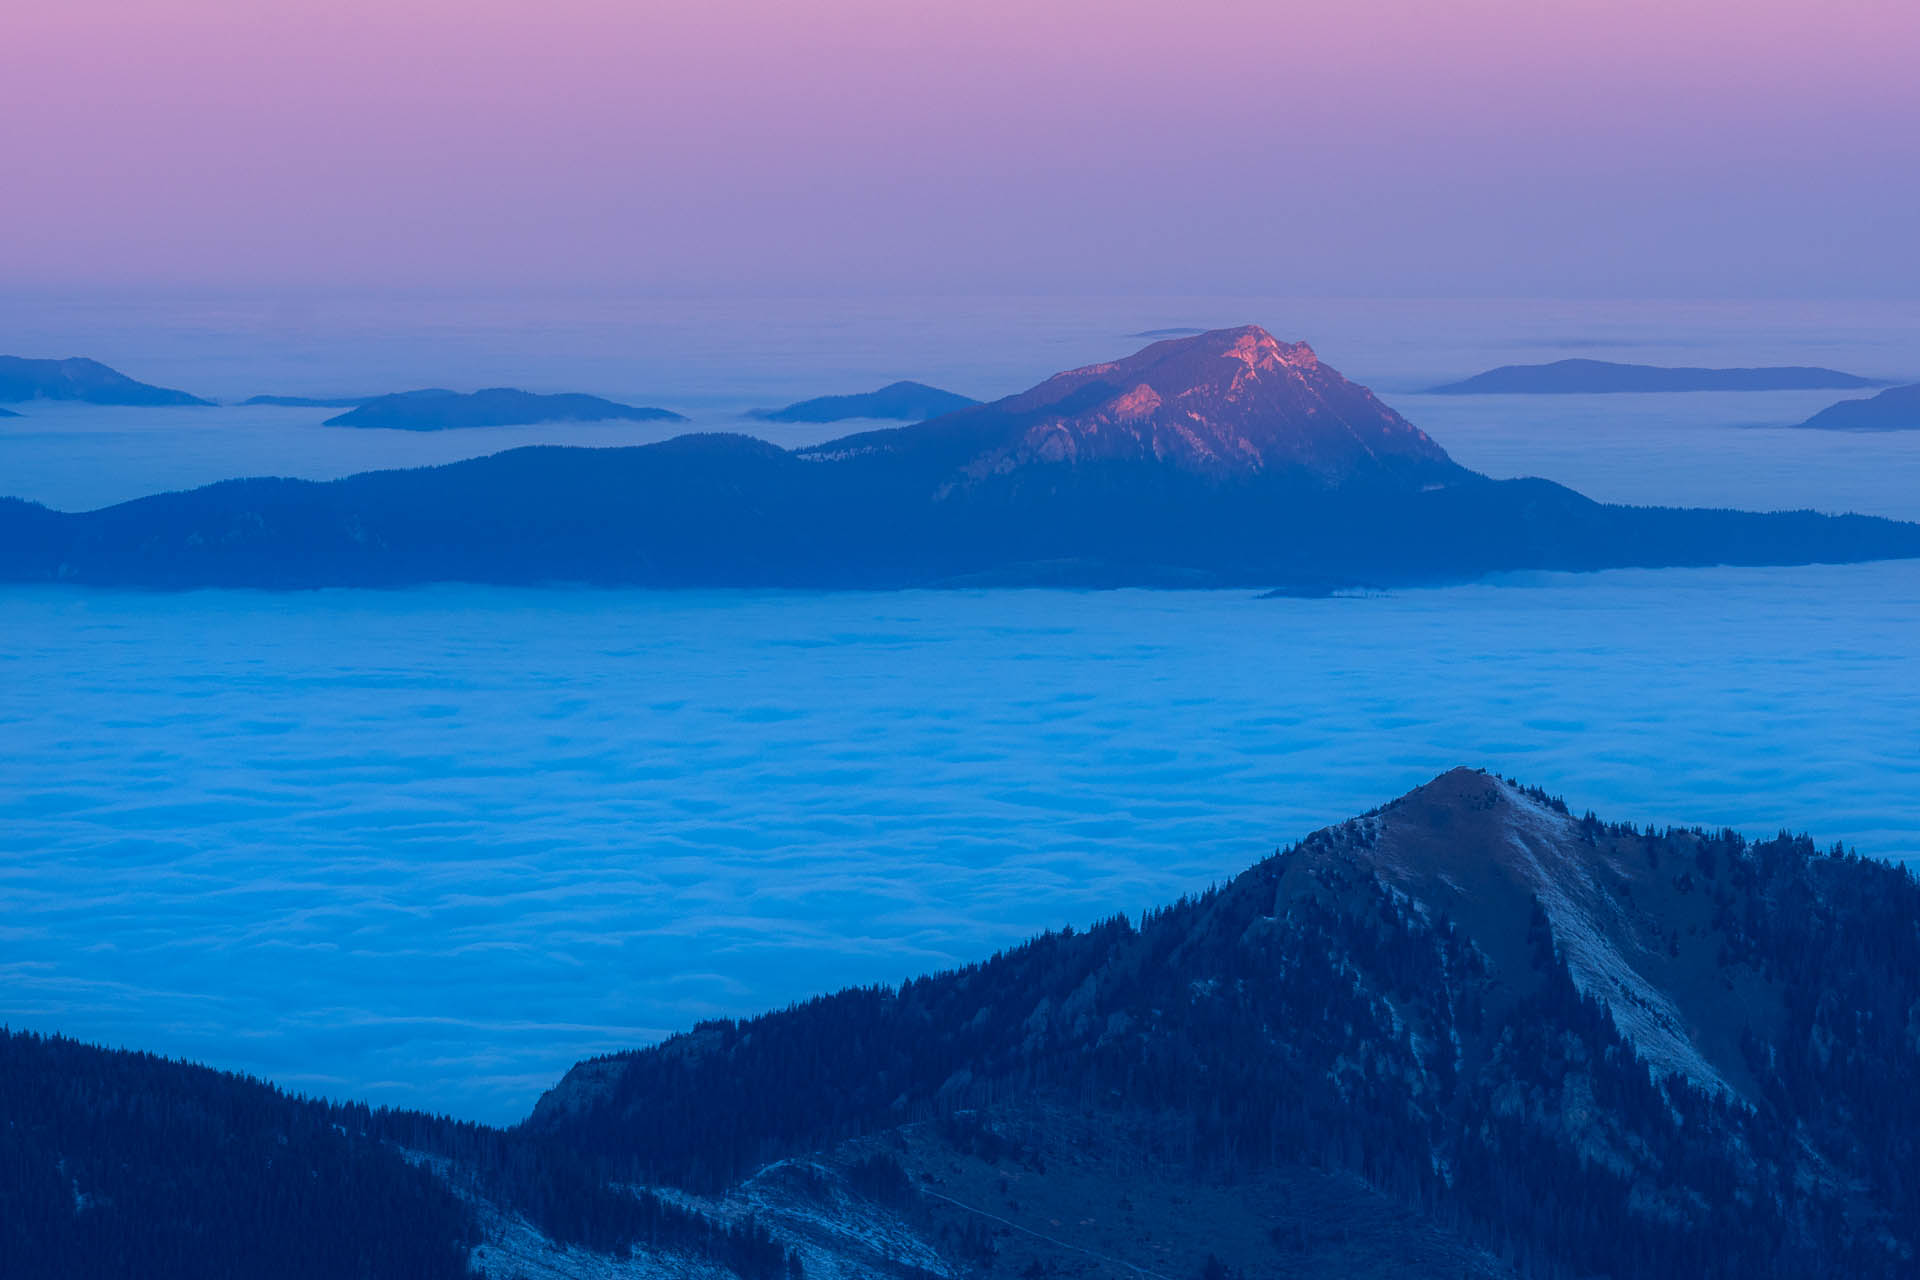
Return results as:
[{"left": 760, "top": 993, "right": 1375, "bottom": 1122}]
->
[{"left": 4, "top": 0, "right": 1916, "bottom": 296}]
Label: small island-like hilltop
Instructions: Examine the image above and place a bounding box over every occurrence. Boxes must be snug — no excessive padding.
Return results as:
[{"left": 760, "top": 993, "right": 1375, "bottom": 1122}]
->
[
  {"left": 323, "top": 387, "right": 686, "bottom": 430},
  {"left": 750, "top": 380, "right": 978, "bottom": 423},
  {"left": 1796, "top": 383, "right": 1920, "bottom": 431},
  {"left": 1428, "top": 358, "right": 1879, "bottom": 394},
  {"left": 0, "top": 355, "right": 211, "bottom": 406}
]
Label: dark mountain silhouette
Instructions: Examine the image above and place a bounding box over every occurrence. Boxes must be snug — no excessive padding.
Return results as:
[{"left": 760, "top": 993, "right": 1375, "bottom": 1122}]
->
[
  {"left": 0, "top": 356, "right": 211, "bottom": 406},
  {"left": 0, "top": 1027, "right": 796, "bottom": 1280},
  {"left": 805, "top": 325, "right": 1457, "bottom": 482},
  {"left": 2, "top": 326, "right": 1918, "bottom": 589},
  {"left": 241, "top": 394, "right": 377, "bottom": 408},
  {"left": 1429, "top": 358, "right": 1880, "bottom": 394},
  {"left": 8, "top": 770, "right": 1918, "bottom": 1277},
  {"left": 0, "top": 1029, "right": 475, "bottom": 1280},
  {"left": 1797, "top": 382, "right": 1920, "bottom": 431},
  {"left": 322, "top": 387, "right": 686, "bottom": 430},
  {"left": 750, "top": 379, "right": 978, "bottom": 422},
  {"left": 525, "top": 768, "right": 1920, "bottom": 1278}
]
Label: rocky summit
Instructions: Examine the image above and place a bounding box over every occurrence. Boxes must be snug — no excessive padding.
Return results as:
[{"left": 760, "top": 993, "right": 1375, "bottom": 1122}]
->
[
  {"left": 518, "top": 768, "right": 1919, "bottom": 1279},
  {"left": 2, "top": 327, "right": 1918, "bottom": 588},
  {"left": 813, "top": 326, "right": 1458, "bottom": 485},
  {"left": 14, "top": 770, "right": 1916, "bottom": 1279}
]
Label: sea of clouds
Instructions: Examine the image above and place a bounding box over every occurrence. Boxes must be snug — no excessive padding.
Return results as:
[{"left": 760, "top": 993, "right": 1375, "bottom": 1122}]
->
[
  {"left": 3, "top": 294, "right": 1918, "bottom": 517},
  {"left": 4, "top": 566, "right": 1917, "bottom": 1122},
  {"left": 2, "top": 294, "right": 1918, "bottom": 1122}
]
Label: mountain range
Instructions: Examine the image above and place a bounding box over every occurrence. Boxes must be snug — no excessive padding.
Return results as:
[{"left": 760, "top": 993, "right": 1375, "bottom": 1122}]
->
[
  {"left": 0, "top": 355, "right": 211, "bottom": 406},
  {"left": 2, "top": 326, "right": 1917, "bottom": 589},
  {"left": 1428, "top": 359, "right": 1881, "bottom": 394},
  {"left": 6, "top": 769, "right": 1917, "bottom": 1278}
]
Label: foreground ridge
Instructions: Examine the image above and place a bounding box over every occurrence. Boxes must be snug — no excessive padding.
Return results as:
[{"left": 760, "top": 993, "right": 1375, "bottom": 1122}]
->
[{"left": 7, "top": 768, "right": 1918, "bottom": 1278}]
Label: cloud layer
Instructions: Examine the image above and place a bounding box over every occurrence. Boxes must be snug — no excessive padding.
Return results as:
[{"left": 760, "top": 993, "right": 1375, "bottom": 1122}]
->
[{"left": 4, "top": 564, "right": 1917, "bottom": 1122}]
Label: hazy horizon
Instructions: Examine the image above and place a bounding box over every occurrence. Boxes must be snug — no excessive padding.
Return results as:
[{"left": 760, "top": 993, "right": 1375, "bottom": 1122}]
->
[
  {"left": 5, "top": 0, "right": 1918, "bottom": 299},
  {"left": 9, "top": 8, "right": 1920, "bottom": 1272}
]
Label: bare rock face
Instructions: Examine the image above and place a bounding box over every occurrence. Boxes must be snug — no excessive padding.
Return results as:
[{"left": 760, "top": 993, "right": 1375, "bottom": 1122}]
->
[
  {"left": 1273, "top": 769, "right": 1767, "bottom": 1100},
  {"left": 976, "top": 325, "right": 1453, "bottom": 479},
  {"left": 526, "top": 767, "right": 1920, "bottom": 1278},
  {"left": 814, "top": 325, "right": 1463, "bottom": 491},
  {"left": 19, "top": 769, "right": 1918, "bottom": 1278}
]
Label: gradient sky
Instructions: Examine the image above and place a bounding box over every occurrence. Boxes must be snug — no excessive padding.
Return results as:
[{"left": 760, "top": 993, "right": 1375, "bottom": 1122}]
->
[{"left": 4, "top": 0, "right": 1917, "bottom": 297}]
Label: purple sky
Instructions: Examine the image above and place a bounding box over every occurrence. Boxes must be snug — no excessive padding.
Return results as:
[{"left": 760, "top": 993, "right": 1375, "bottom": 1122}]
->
[{"left": 4, "top": 0, "right": 1917, "bottom": 297}]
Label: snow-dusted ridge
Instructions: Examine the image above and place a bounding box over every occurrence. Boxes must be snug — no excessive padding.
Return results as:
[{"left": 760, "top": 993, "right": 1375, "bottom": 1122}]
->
[
  {"left": 1328, "top": 768, "right": 1746, "bottom": 1101},
  {"left": 1496, "top": 783, "right": 1737, "bottom": 1098}
]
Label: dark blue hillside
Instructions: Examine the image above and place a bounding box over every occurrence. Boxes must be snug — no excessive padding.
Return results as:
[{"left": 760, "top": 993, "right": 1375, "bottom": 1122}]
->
[{"left": 3, "top": 329, "right": 1917, "bottom": 589}]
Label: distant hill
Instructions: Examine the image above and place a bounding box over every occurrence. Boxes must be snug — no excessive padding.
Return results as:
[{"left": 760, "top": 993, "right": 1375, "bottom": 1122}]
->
[
  {"left": 749, "top": 379, "right": 978, "bottom": 423},
  {"left": 10, "top": 770, "right": 1916, "bottom": 1278},
  {"left": 1797, "top": 382, "right": 1920, "bottom": 431},
  {"left": 0, "top": 355, "right": 210, "bottom": 406},
  {"left": 1429, "top": 358, "right": 1880, "bottom": 394},
  {"left": 322, "top": 387, "right": 686, "bottom": 430},
  {"left": 2, "top": 326, "right": 1918, "bottom": 587},
  {"left": 241, "top": 394, "right": 378, "bottom": 408}
]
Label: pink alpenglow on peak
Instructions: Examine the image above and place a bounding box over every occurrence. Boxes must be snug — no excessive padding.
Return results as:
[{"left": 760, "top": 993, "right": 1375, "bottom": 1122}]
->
[{"left": 966, "top": 325, "right": 1455, "bottom": 483}]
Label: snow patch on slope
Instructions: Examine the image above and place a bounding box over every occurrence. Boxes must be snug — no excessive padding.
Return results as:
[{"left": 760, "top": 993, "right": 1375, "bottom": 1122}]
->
[
  {"left": 1497, "top": 784, "right": 1734, "bottom": 1098},
  {"left": 743, "top": 1158, "right": 956, "bottom": 1279},
  {"left": 467, "top": 1205, "right": 731, "bottom": 1280},
  {"left": 646, "top": 1155, "right": 955, "bottom": 1280}
]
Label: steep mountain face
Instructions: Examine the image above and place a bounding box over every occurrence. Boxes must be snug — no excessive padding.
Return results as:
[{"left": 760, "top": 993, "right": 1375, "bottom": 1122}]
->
[
  {"left": 8, "top": 771, "right": 1918, "bottom": 1277},
  {"left": 528, "top": 770, "right": 1920, "bottom": 1279},
  {"left": 810, "top": 326, "right": 1459, "bottom": 486},
  {"left": 3, "top": 327, "right": 1920, "bottom": 587}
]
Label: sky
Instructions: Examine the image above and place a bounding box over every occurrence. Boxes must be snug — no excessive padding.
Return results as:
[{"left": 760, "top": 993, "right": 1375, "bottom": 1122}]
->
[{"left": 4, "top": 0, "right": 1918, "bottom": 298}]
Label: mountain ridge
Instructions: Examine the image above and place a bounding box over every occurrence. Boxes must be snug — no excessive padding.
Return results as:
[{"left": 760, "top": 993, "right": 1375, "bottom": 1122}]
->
[
  {"left": 2, "top": 326, "right": 1918, "bottom": 588},
  {"left": 6, "top": 768, "right": 1919, "bottom": 1277},
  {"left": 525, "top": 767, "right": 1919, "bottom": 1277}
]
